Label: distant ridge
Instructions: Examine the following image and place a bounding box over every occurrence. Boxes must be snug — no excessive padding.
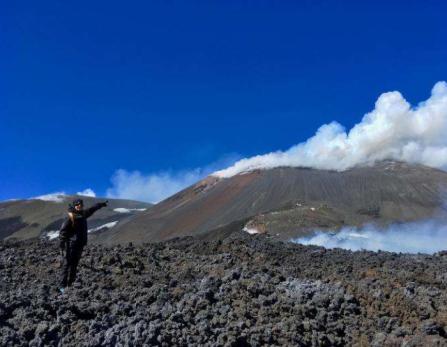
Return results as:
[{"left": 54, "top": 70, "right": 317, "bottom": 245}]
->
[{"left": 0, "top": 195, "right": 152, "bottom": 241}]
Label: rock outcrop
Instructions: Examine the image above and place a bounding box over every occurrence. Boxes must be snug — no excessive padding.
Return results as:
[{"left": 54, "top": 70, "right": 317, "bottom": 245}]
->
[{"left": 1, "top": 232, "right": 447, "bottom": 346}]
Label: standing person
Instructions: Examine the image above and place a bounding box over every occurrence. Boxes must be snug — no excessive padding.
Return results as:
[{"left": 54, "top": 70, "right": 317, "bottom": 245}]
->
[{"left": 59, "top": 198, "right": 108, "bottom": 293}]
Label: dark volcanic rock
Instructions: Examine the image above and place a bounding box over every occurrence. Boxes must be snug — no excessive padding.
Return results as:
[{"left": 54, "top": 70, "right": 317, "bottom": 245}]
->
[{"left": 1, "top": 233, "right": 447, "bottom": 346}]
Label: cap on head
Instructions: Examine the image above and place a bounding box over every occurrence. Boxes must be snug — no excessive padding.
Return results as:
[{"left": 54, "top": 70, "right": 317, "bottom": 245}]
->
[{"left": 73, "top": 199, "right": 84, "bottom": 207}]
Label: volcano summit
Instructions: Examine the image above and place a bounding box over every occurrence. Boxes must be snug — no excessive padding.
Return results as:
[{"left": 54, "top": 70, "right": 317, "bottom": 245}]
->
[{"left": 97, "top": 161, "right": 447, "bottom": 245}]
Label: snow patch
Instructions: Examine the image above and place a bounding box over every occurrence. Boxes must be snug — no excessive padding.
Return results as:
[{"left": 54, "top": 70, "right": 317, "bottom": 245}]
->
[
  {"left": 32, "top": 192, "right": 67, "bottom": 202},
  {"left": 243, "top": 226, "right": 260, "bottom": 235},
  {"left": 88, "top": 221, "right": 119, "bottom": 233},
  {"left": 31, "top": 189, "right": 96, "bottom": 202},
  {"left": 45, "top": 221, "right": 119, "bottom": 239},
  {"left": 46, "top": 230, "right": 60, "bottom": 240},
  {"left": 113, "top": 207, "right": 147, "bottom": 213}
]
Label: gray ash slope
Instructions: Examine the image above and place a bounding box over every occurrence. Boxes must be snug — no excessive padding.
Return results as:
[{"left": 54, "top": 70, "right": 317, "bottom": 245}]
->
[
  {"left": 0, "top": 195, "right": 152, "bottom": 241},
  {"left": 1, "top": 232, "right": 447, "bottom": 346},
  {"left": 101, "top": 161, "right": 447, "bottom": 244}
]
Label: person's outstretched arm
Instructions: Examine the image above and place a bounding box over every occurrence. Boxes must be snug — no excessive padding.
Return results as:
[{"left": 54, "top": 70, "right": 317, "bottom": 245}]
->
[{"left": 84, "top": 201, "right": 108, "bottom": 219}]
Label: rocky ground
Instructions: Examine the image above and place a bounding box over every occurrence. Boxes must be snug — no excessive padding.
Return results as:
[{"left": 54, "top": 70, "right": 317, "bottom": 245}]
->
[{"left": 1, "top": 232, "right": 447, "bottom": 346}]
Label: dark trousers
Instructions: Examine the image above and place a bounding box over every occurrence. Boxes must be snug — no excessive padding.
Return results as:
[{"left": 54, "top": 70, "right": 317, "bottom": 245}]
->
[{"left": 60, "top": 240, "right": 84, "bottom": 288}]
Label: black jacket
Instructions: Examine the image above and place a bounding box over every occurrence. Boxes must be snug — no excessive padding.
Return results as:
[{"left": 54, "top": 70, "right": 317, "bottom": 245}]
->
[{"left": 59, "top": 203, "right": 105, "bottom": 246}]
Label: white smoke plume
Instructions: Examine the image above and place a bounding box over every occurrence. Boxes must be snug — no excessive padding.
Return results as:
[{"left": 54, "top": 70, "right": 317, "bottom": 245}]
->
[
  {"left": 292, "top": 219, "right": 447, "bottom": 254},
  {"left": 214, "top": 81, "right": 447, "bottom": 178}
]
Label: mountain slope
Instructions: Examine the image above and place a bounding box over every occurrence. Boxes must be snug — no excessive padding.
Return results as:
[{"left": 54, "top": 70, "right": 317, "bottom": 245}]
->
[
  {"left": 0, "top": 195, "right": 152, "bottom": 241},
  {"left": 100, "top": 161, "right": 447, "bottom": 244}
]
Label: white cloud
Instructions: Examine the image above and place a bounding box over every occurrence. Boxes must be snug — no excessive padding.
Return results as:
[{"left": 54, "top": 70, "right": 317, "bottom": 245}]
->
[
  {"left": 76, "top": 188, "right": 96, "bottom": 197},
  {"left": 293, "top": 219, "right": 447, "bottom": 254},
  {"left": 32, "top": 192, "right": 67, "bottom": 202},
  {"left": 106, "top": 169, "right": 204, "bottom": 204},
  {"left": 214, "top": 81, "right": 447, "bottom": 177},
  {"left": 106, "top": 155, "right": 240, "bottom": 203}
]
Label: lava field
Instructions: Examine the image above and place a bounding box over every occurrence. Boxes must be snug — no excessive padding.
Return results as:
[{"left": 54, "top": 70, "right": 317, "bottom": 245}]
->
[{"left": 1, "top": 232, "right": 447, "bottom": 346}]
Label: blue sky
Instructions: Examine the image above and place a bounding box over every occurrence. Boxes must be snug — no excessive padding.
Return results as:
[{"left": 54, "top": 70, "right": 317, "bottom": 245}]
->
[{"left": 1, "top": 1, "right": 446, "bottom": 202}]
